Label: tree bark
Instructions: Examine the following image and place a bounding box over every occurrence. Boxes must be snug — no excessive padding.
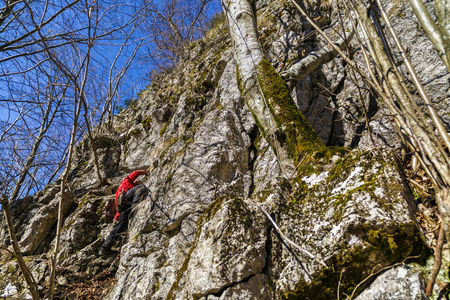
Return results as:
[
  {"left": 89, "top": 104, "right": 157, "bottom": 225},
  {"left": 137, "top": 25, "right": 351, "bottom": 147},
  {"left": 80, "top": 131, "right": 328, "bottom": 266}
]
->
[{"left": 435, "top": 0, "right": 450, "bottom": 71}]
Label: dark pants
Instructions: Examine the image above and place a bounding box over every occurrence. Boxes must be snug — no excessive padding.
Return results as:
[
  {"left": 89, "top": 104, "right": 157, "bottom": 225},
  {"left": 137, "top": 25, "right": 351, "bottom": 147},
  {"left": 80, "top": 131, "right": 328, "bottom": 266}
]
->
[{"left": 101, "top": 185, "right": 148, "bottom": 250}]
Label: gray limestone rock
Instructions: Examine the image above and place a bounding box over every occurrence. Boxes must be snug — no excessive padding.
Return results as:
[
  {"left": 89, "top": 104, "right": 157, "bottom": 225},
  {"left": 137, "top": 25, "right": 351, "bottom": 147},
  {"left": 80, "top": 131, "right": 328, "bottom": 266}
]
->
[
  {"left": 19, "top": 190, "right": 74, "bottom": 255},
  {"left": 201, "top": 274, "right": 273, "bottom": 300},
  {"left": 181, "top": 198, "right": 267, "bottom": 298},
  {"left": 56, "top": 194, "right": 110, "bottom": 264},
  {"left": 251, "top": 149, "right": 426, "bottom": 299},
  {"left": 355, "top": 265, "right": 427, "bottom": 300}
]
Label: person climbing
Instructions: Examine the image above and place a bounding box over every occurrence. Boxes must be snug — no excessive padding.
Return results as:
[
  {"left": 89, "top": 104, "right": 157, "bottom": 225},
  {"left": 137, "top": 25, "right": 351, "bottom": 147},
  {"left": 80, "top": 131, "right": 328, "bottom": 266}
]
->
[{"left": 99, "top": 169, "right": 148, "bottom": 256}]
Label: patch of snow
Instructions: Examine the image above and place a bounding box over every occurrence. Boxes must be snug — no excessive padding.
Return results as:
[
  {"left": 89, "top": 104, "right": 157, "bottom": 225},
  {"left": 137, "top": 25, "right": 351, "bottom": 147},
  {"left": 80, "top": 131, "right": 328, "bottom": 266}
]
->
[
  {"left": 348, "top": 234, "right": 362, "bottom": 246},
  {"left": 374, "top": 187, "right": 384, "bottom": 197},
  {"left": 332, "top": 166, "right": 364, "bottom": 194},
  {"left": 1, "top": 282, "right": 18, "bottom": 297},
  {"left": 302, "top": 171, "right": 329, "bottom": 188}
]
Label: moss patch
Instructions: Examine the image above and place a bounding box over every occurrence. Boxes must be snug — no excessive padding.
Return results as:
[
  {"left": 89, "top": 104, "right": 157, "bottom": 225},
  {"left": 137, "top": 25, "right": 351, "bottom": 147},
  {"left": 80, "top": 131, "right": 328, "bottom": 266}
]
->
[
  {"left": 276, "top": 149, "right": 428, "bottom": 299},
  {"left": 281, "top": 224, "right": 427, "bottom": 300},
  {"left": 280, "top": 231, "right": 426, "bottom": 300},
  {"left": 256, "top": 58, "right": 324, "bottom": 165},
  {"left": 160, "top": 122, "right": 169, "bottom": 136},
  {"left": 141, "top": 116, "right": 152, "bottom": 131},
  {"left": 96, "top": 197, "right": 108, "bottom": 221},
  {"left": 130, "top": 127, "right": 142, "bottom": 137}
]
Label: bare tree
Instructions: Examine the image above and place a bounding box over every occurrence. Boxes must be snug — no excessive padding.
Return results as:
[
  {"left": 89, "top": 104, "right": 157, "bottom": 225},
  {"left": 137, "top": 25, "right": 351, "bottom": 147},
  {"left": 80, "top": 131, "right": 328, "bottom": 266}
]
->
[
  {"left": 0, "top": 81, "right": 66, "bottom": 299},
  {"left": 143, "top": 0, "right": 217, "bottom": 70},
  {"left": 0, "top": 1, "right": 150, "bottom": 298}
]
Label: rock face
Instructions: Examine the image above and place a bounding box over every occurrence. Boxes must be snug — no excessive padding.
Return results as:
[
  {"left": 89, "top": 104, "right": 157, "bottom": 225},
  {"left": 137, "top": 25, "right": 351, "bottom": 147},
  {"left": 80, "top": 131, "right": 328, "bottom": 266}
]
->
[
  {"left": 355, "top": 265, "right": 427, "bottom": 300},
  {"left": 1, "top": 0, "right": 449, "bottom": 299}
]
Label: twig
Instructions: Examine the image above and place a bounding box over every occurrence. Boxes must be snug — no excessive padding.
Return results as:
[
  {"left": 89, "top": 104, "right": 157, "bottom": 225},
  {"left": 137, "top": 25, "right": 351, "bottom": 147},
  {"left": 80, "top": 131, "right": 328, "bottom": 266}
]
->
[
  {"left": 257, "top": 204, "right": 327, "bottom": 267},
  {"left": 337, "top": 267, "right": 345, "bottom": 300},
  {"left": 407, "top": 178, "right": 432, "bottom": 197},
  {"left": 426, "top": 222, "right": 445, "bottom": 296},
  {"left": 214, "top": 182, "right": 219, "bottom": 200},
  {"left": 0, "top": 245, "right": 15, "bottom": 257}
]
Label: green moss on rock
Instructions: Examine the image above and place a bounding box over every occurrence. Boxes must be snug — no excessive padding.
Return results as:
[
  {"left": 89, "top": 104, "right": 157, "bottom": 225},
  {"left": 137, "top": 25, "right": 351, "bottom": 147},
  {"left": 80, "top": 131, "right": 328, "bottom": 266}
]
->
[
  {"left": 130, "top": 127, "right": 142, "bottom": 137},
  {"left": 256, "top": 58, "right": 325, "bottom": 165},
  {"left": 160, "top": 122, "right": 169, "bottom": 136},
  {"left": 141, "top": 116, "right": 152, "bottom": 131},
  {"left": 282, "top": 224, "right": 427, "bottom": 300},
  {"left": 277, "top": 149, "right": 428, "bottom": 299}
]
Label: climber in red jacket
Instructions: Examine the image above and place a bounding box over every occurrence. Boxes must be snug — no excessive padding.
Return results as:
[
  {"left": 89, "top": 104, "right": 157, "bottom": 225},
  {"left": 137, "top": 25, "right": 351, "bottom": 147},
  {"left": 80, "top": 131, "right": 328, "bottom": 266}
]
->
[{"left": 99, "top": 170, "right": 148, "bottom": 256}]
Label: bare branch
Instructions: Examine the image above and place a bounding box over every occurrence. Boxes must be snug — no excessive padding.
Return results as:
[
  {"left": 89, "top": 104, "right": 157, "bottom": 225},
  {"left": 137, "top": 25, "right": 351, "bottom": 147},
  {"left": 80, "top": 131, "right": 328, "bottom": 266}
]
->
[
  {"left": 408, "top": 0, "right": 450, "bottom": 70},
  {"left": 281, "top": 30, "right": 354, "bottom": 86}
]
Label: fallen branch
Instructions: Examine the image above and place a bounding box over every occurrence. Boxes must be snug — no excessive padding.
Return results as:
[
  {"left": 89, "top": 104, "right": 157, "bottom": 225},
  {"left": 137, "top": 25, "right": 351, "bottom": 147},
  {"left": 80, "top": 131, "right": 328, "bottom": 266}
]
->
[
  {"left": 257, "top": 204, "right": 327, "bottom": 267},
  {"left": 426, "top": 222, "right": 445, "bottom": 296}
]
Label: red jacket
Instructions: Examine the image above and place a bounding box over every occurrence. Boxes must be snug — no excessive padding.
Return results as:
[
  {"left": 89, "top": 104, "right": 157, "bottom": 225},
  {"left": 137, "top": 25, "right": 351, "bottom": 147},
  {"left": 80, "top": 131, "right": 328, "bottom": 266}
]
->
[{"left": 114, "top": 170, "right": 145, "bottom": 220}]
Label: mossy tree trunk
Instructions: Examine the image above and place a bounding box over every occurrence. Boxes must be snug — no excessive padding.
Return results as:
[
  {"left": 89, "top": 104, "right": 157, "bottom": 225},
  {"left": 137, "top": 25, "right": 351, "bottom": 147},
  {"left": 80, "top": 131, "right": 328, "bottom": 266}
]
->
[{"left": 221, "top": 0, "right": 324, "bottom": 175}]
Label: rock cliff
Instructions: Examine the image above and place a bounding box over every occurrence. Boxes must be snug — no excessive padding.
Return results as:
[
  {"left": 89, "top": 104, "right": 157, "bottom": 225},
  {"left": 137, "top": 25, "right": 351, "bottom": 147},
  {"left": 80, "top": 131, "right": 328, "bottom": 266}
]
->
[{"left": 1, "top": 0, "right": 450, "bottom": 299}]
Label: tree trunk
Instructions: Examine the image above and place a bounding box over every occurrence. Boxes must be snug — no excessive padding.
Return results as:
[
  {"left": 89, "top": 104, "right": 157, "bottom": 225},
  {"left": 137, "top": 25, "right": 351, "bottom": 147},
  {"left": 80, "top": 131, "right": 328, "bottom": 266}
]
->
[
  {"left": 222, "top": 0, "right": 324, "bottom": 175},
  {"left": 281, "top": 31, "right": 354, "bottom": 86}
]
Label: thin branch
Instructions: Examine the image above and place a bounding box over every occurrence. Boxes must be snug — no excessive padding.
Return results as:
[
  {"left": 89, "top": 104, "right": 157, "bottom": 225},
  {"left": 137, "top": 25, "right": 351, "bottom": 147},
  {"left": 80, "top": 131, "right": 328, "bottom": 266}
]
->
[
  {"left": 426, "top": 222, "right": 445, "bottom": 296},
  {"left": 0, "top": 0, "right": 82, "bottom": 52}
]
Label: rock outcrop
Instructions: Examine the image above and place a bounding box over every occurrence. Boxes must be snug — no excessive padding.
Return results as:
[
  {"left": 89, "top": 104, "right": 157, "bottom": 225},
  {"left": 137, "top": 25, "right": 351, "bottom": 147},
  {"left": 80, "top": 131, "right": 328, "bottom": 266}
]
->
[{"left": 1, "top": 0, "right": 449, "bottom": 299}]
